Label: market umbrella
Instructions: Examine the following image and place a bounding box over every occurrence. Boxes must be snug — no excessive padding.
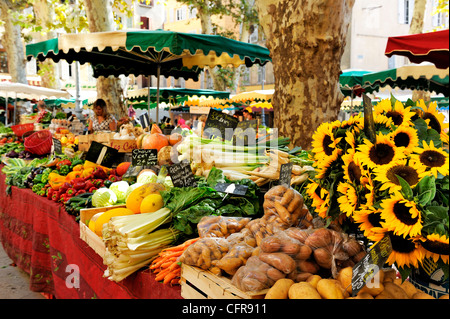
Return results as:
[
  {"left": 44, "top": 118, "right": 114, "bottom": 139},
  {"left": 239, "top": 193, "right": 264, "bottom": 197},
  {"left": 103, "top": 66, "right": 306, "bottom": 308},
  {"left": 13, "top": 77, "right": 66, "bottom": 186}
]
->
[
  {"left": 0, "top": 82, "right": 72, "bottom": 125},
  {"left": 385, "top": 29, "right": 449, "bottom": 69},
  {"left": 246, "top": 101, "right": 274, "bottom": 113},
  {"left": 361, "top": 64, "right": 449, "bottom": 96},
  {"left": 26, "top": 30, "right": 271, "bottom": 122},
  {"left": 339, "top": 69, "right": 372, "bottom": 97},
  {"left": 230, "top": 89, "right": 274, "bottom": 103}
]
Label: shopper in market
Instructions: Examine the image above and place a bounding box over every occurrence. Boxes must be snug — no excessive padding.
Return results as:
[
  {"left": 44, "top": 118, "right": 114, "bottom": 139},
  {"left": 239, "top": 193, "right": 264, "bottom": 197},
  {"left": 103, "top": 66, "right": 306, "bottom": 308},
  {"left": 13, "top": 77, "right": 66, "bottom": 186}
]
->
[
  {"left": 243, "top": 109, "right": 254, "bottom": 121},
  {"left": 88, "top": 98, "right": 117, "bottom": 133}
]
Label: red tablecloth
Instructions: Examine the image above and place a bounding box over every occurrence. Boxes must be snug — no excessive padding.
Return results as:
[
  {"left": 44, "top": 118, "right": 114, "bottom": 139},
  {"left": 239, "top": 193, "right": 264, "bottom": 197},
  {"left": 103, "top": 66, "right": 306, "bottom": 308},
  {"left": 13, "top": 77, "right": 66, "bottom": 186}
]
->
[{"left": 0, "top": 169, "right": 182, "bottom": 299}]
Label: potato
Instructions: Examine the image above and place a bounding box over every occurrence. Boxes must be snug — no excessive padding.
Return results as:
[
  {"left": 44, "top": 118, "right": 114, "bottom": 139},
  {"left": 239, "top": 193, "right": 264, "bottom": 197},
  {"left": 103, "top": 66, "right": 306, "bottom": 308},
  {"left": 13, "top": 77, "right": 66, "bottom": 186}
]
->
[
  {"left": 306, "top": 275, "right": 322, "bottom": 289},
  {"left": 383, "top": 282, "right": 409, "bottom": 299},
  {"left": 313, "top": 247, "right": 333, "bottom": 269},
  {"left": 305, "top": 228, "right": 332, "bottom": 248},
  {"left": 439, "top": 294, "right": 449, "bottom": 299},
  {"left": 266, "top": 267, "right": 286, "bottom": 282},
  {"left": 260, "top": 237, "right": 282, "bottom": 253},
  {"left": 316, "top": 279, "right": 345, "bottom": 299},
  {"left": 355, "top": 292, "right": 374, "bottom": 299},
  {"left": 382, "top": 268, "right": 397, "bottom": 283},
  {"left": 288, "top": 282, "right": 322, "bottom": 299},
  {"left": 412, "top": 291, "right": 435, "bottom": 299},
  {"left": 265, "top": 278, "right": 295, "bottom": 299},
  {"left": 281, "top": 242, "right": 301, "bottom": 255},
  {"left": 359, "top": 271, "right": 385, "bottom": 297},
  {"left": 400, "top": 280, "right": 418, "bottom": 298},
  {"left": 285, "top": 227, "right": 309, "bottom": 243},
  {"left": 375, "top": 290, "right": 394, "bottom": 299},
  {"left": 297, "top": 260, "right": 320, "bottom": 274},
  {"left": 342, "top": 240, "right": 362, "bottom": 257},
  {"left": 295, "top": 244, "right": 313, "bottom": 260},
  {"left": 295, "top": 272, "right": 313, "bottom": 282},
  {"left": 337, "top": 266, "right": 353, "bottom": 295},
  {"left": 259, "top": 252, "right": 296, "bottom": 274},
  {"left": 352, "top": 251, "right": 366, "bottom": 263}
]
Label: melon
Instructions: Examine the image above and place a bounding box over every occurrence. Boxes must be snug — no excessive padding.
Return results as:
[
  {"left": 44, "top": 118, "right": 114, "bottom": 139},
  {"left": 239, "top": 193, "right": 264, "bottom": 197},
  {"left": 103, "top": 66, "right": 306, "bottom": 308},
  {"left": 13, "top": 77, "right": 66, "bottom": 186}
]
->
[
  {"left": 140, "top": 193, "right": 164, "bottom": 213},
  {"left": 125, "top": 182, "right": 166, "bottom": 214},
  {"left": 94, "top": 207, "right": 135, "bottom": 237}
]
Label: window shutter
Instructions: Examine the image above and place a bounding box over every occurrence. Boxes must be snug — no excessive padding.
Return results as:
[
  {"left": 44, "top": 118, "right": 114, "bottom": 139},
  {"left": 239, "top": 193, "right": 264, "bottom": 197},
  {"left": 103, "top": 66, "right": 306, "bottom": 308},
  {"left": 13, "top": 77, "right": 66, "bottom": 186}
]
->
[{"left": 398, "top": 0, "right": 406, "bottom": 24}]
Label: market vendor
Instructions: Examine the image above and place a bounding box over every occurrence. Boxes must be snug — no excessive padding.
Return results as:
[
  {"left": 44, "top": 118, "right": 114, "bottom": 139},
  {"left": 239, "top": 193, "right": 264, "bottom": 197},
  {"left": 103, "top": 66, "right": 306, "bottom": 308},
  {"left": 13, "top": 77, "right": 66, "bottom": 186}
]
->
[
  {"left": 35, "top": 100, "right": 49, "bottom": 123},
  {"left": 88, "top": 98, "right": 117, "bottom": 133}
]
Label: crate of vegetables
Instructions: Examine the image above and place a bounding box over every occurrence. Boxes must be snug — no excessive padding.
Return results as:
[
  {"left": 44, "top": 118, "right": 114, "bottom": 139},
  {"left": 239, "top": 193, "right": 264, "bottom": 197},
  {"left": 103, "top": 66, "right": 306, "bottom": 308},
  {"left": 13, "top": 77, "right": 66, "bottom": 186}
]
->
[
  {"left": 180, "top": 264, "right": 268, "bottom": 299},
  {"left": 79, "top": 204, "right": 127, "bottom": 257}
]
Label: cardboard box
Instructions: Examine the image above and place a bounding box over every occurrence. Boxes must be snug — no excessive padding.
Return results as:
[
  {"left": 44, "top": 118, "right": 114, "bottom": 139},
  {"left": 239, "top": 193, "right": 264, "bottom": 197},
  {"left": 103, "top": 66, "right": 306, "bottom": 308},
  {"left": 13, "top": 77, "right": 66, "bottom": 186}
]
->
[{"left": 110, "top": 139, "right": 138, "bottom": 153}]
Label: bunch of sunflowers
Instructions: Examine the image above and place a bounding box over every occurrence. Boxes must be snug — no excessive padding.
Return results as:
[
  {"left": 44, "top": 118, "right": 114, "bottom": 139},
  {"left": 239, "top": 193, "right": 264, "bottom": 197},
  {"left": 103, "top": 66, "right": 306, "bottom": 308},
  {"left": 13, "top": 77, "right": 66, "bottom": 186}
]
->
[{"left": 305, "top": 97, "right": 449, "bottom": 279}]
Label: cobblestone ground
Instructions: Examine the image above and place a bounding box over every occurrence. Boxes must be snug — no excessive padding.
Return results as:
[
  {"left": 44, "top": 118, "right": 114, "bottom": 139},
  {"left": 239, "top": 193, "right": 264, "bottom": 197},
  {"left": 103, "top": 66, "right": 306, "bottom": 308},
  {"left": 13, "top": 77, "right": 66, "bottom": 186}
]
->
[{"left": 0, "top": 243, "right": 45, "bottom": 299}]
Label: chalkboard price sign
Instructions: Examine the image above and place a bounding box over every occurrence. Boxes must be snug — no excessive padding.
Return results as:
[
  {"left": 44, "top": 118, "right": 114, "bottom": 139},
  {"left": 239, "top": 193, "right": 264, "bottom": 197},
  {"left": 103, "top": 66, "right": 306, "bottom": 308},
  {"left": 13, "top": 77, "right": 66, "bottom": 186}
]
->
[
  {"left": 139, "top": 112, "right": 151, "bottom": 129},
  {"left": 85, "top": 141, "right": 119, "bottom": 168},
  {"left": 52, "top": 138, "right": 62, "bottom": 155},
  {"left": 279, "top": 163, "right": 293, "bottom": 186},
  {"left": 167, "top": 160, "right": 197, "bottom": 188},
  {"left": 132, "top": 149, "right": 158, "bottom": 167},
  {"left": 351, "top": 235, "right": 392, "bottom": 296},
  {"left": 204, "top": 108, "right": 239, "bottom": 141}
]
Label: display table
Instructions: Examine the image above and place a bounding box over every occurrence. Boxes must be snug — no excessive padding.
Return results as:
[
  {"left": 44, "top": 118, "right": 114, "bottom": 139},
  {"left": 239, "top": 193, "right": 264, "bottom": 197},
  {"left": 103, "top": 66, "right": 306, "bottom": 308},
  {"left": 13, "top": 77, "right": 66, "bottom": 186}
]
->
[{"left": 0, "top": 169, "right": 182, "bottom": 299}]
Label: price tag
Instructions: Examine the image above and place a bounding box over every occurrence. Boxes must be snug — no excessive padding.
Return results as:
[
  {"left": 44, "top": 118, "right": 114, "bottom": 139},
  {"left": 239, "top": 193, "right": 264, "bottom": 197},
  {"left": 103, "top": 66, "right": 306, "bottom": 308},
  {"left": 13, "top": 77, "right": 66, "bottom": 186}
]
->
[
  {"left": 233, "top": 120, "right": 258, "bottom": 146},
  {"left": 132, "top": 149, "right": 158, "bottom": 167},
  {"left": 279, "top": 163, "right": 293, "bottom": 186},
  {"left": 204, "top": 109, "right": 239, "bottom": 141},
  {"left": 214, "top": 182, "right": 249, "bottom": 196},
  {"left": 351, "top": 235, "right": 393, "bottom": 296},
  {"left": 139, "top": 112, "right": 151, "bottom": 129},
  {"left": 167, "top": 160, "right": 197, "bottom": 188},
  {"left": 85, "top": 141, "right": 119, "bottom": 168},
  {"left": 52, "top": 138, "right": 62, "bottom": 155}
]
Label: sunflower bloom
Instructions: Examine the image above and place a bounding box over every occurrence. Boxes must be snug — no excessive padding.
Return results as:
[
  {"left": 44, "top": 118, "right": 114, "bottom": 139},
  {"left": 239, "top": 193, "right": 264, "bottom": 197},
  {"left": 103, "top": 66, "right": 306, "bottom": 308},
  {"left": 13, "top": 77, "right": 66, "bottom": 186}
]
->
[
  {"left": 337, "top": 182, "right": 359, "bottom": 217},
  {"left": 311, "top": 122, "right": 342, "bottom": 161},
  {"left": 419, "top": 233, "right": 449, "bottom": 264},
  {"left": 353, "top": 208, "right": 386, "bottom": 242},
  {"left": 389, "top": 125, "right": 419, "bottom": 155},
  {"left": 411, "top": 140, "right": 449, "bottom": 178},
  {"left": 357, "top": 133, "right": 405, "bottom": 169},
  {"left": 385, "top": 232, "right": 424, "bottom": 268},
  {"left": 380, "top": 192, "right": 423, "bottom": 238},
  {"left": 417, "top": 100, "right": 449, "bottom": 136},
  {"left": 373, "top": 158, "right": 423, "bottom": 193},
  {"left": 342, "top": 150, "right": 364, "bottom": 184}
]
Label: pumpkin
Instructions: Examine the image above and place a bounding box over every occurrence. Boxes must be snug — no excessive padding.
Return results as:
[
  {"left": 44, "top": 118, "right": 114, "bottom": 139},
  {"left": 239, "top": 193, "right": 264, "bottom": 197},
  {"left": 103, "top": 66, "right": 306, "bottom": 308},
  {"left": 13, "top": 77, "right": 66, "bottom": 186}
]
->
[
  {"left": 142, "top": 133, "right": 169, "bottom": 151},
  {"left": 136, "top": 134, "right": 147, "bottom": 149},
  {"left": 151, "top": 124, "right": 163, "bottom": 134},
  {"left": 169, "top": 133, "right": 183, "bottom": 146}
]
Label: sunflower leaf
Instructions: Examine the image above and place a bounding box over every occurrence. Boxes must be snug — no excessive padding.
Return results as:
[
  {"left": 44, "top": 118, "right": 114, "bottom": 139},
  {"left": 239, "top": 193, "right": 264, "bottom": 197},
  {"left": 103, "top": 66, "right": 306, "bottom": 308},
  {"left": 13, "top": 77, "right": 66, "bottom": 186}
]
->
[
  {"left": 415, "top": 175, "right": 436, "bottom": 206},
  {"left": 396, "top": 175, "right": 413, "bottom": 200}
]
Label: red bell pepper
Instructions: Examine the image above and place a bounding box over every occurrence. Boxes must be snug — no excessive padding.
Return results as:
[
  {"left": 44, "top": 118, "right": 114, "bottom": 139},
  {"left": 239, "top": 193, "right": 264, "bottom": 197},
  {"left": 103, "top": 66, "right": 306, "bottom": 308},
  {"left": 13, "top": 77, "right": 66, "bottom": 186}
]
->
[
  {"left": 108, "top": 175, "right": 121, "bottom": 182},
  {"left": 66, "top": 188, "right": 77, "bottom": 196},
  {"left": 56, "top": 159, "right": 72, "bottom": 170},
  {"left": 47, "top": 188, "right": 54, "bottom": 200},
  {"left": 93, "top": 166, "right": 108, "bottom": 179},
  {"left": 92, "top": 179, "right": 104, "bottom": 188},
  {"left": 73, "top": 180, "right": 86, "bottom": 190},
  {"left": 88, "top": 186, "right": 98, "bottom": 193},
  {"left": 75, "top": 189, "right": 86, "bottom": 196},
  {"left": 70, "top": 177, "right": 85, "bottom": 186},
  {"left": 84, "top": 180, "right": 94, "bottom": 191}
]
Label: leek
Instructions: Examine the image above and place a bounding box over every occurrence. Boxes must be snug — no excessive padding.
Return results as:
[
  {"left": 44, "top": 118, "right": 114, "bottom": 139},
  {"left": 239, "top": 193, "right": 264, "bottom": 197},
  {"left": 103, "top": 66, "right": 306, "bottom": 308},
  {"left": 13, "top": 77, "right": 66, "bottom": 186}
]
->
[{"left": 102, "top": 208, "right": 180, "bottom": 282}]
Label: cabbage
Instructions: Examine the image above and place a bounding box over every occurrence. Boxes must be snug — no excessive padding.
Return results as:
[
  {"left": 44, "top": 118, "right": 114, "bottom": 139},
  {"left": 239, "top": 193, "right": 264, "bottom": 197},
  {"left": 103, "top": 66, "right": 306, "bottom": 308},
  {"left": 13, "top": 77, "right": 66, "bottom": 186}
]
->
[
  {"left": 109, "top": 181, "right": 129, "bottom": 202},
  {"left": 124, "top": 182, "right": 144, "bottom": 199},
  {"left": 136, "top": 171, "right": 157, "bottom": 184},
  {"left": 92, "top": 187, "right": 118, "bottom": 207},
  {"left": 164, "top": 176, "right": 173, "bottom": 189}
]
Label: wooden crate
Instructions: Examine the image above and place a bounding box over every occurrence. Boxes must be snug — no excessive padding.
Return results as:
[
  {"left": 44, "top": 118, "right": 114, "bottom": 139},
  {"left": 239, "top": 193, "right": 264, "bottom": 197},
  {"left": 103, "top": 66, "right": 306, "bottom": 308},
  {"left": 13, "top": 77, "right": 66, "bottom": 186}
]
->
[
  {"left": 79, "top": 205, "right": 126, "bottom": 257},
  {"left": 180, "top": 264, "right": 267, "bottom": 299}
]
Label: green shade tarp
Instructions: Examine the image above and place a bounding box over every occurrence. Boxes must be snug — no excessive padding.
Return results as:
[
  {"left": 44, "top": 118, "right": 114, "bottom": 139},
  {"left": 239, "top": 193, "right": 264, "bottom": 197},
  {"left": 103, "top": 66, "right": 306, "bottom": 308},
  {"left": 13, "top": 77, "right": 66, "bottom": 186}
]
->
[
  {"left": 361, "top": 64, "right": 449, "bottom": 96},
  {"left": 339, "top": 69, "right": 371, "bottom": 97},
  {"left": 26, "top": 30, "right": 271, "bottom": 121}
]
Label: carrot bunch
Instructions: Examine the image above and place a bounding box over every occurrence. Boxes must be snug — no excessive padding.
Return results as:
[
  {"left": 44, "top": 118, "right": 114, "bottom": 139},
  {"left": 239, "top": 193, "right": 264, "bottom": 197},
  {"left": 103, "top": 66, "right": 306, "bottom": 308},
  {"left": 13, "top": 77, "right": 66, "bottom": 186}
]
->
[{"left": 150, "top": 237, "right": 199, "bottom": 286}]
